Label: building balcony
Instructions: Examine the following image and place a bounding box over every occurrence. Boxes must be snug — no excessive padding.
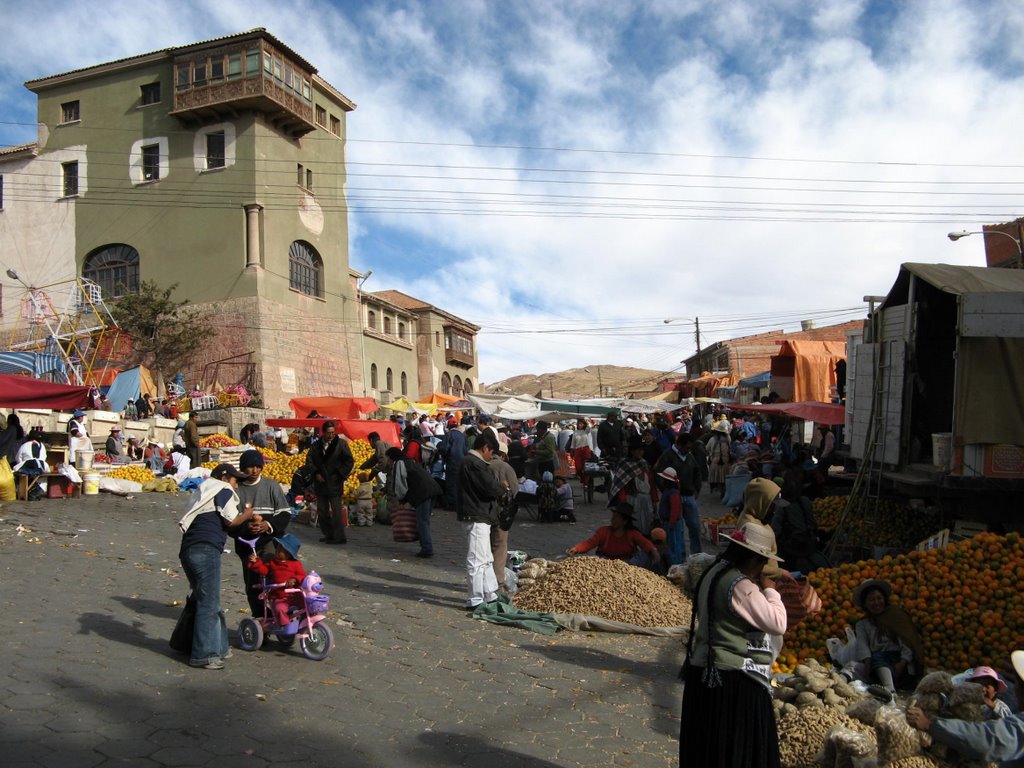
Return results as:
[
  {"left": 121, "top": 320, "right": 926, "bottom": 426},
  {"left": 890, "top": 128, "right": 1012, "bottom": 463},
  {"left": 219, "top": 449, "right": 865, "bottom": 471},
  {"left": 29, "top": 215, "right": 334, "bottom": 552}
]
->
[
  {"left": 170, "top": 74, "right": 315, "bottom": 138},
  {"left": 445, "top": 348, "right": 474, "bottom": 368}
]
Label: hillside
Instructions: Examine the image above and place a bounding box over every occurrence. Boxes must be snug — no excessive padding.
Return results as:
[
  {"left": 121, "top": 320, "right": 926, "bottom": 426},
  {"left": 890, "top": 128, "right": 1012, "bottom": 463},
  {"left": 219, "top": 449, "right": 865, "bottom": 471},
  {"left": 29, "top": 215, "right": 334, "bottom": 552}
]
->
[{"left": 486, "top": 365, "right": 679, "bottom": 401}]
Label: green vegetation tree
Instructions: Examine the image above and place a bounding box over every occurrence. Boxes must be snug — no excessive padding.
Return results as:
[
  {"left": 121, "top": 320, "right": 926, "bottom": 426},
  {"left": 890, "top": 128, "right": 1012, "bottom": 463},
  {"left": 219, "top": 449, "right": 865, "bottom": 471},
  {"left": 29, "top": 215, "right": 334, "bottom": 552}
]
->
[{"left": 109, "top": 280, "right": 214, "bottom": 385}]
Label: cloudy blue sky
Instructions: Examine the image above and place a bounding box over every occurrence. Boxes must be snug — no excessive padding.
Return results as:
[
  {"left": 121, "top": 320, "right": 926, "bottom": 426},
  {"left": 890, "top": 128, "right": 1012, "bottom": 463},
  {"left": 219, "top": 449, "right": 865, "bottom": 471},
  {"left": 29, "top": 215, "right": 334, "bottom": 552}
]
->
[{"left": 3, "top": 0, "right": 1023, "bottom": 386}]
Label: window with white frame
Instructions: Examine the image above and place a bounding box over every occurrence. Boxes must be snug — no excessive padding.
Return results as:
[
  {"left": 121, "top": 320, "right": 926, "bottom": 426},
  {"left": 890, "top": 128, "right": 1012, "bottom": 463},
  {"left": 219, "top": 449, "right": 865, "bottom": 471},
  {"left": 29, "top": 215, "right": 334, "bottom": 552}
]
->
[
  {"left": 206, "top": 131, "right": 225, "bottom": 169},
  {"left": 141, "top": 144, "right": 160, "bottom": 181},
  {"left": 62, "top": 161, "right": 79, "bottom": 197}
]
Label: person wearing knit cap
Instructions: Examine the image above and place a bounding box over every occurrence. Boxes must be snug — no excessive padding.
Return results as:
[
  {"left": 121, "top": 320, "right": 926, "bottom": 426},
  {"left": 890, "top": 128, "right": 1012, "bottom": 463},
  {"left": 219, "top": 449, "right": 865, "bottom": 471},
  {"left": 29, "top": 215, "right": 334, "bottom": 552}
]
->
[{"left": 232, "top": 448, "right": 292, "bottom": 620}]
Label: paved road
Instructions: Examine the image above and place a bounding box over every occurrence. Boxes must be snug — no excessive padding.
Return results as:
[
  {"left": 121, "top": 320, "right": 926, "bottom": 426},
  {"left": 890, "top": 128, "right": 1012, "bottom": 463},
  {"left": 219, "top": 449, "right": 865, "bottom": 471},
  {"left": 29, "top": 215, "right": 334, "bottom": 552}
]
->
[{"left": 1, "top": 483, "right": 731, "bottom": 768}]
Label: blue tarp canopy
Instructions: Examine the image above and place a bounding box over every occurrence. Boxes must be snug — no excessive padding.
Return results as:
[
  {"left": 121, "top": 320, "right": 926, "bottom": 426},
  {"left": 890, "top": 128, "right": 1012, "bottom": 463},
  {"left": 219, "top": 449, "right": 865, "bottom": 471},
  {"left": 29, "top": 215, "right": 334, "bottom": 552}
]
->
[
  {"left": 107, "top": 367, "right": 140, "bottom": 412},
  {"left": 738, "top": 371, "right": 771, "bottom": 388},
  {"left": 0, "top": 352, "right": 67, "bottom": 380}
]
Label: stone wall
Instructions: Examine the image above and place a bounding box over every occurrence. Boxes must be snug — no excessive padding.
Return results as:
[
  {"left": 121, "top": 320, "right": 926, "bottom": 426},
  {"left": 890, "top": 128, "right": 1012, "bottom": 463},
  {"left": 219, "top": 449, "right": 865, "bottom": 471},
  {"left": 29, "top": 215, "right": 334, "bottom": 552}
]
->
[{"left": 181, "top": 295, "right": 362, "bottom": 412}]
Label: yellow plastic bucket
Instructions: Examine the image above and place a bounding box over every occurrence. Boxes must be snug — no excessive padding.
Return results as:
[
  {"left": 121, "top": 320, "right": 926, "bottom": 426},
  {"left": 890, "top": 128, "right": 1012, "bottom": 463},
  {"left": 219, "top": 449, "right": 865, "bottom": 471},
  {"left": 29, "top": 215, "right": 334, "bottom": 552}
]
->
[{"left": 83, "top": 472, "right": 100, "bottom": 495}]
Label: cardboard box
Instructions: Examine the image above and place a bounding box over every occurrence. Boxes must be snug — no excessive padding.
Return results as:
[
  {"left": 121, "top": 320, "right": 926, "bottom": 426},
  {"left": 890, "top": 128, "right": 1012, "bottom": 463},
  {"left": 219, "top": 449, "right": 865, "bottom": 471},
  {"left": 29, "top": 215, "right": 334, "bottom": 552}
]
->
[{"left": 957, "top": 443, "right": 1024, "bottom": 478}]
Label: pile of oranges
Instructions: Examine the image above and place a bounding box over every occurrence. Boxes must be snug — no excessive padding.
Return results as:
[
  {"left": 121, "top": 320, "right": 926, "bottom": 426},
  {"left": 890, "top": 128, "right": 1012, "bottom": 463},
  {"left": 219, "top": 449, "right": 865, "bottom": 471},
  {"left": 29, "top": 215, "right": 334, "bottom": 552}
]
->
[
  {"left": 813, "top": 495, "right": 940, "bottom": 550},
  {"left": 776, "top": 531, "right": 1024, "bottom": 674}
]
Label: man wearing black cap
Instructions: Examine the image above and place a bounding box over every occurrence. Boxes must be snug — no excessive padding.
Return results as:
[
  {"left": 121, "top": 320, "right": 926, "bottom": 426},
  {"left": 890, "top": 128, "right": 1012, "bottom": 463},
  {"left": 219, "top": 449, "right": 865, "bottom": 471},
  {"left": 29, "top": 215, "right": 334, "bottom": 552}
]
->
[
  {"left": 234, "top": 449, "right": 292, "bottom": 617},
  {"left": 304, "top": 421, "right": 354, "bottom": 544}
]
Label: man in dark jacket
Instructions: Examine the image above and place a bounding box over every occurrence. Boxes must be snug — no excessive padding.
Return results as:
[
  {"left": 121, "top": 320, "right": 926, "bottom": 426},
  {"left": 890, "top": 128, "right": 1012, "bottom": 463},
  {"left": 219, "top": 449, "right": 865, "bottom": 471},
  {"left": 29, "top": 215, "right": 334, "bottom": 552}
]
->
[
  {"left": 437, "top": 427, "right": 467, "bottom": 509},
  {"left": 386, "top": 447, "right": 441, "bottom": 558},
  {"left": 456, "top": 433, "right": 507, "bottom": 609},
  {"left": 304, "top": 421, "right": 354, "bottom": 544},
  {"left": 596, "top": 411, "right": 624, "bottom": 461}
]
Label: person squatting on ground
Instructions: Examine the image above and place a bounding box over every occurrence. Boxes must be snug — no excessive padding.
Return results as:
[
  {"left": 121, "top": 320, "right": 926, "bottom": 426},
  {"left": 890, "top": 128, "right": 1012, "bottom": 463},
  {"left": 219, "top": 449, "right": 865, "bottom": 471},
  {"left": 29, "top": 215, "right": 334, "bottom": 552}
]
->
[
  {"left": 248, "top": 533, "right": 307, "bottom": 628},
  {"left": 456, "top": 432, "right": 508, "bottom": 609},
  {"left": 233, "top": 449, "right": 293, "bottom": 619},
  {"left": 565, "top": 503, "right": 658, "bottom": 567},
  {"left": 176, "top": 464, "right": 254, "bottom": 670}
]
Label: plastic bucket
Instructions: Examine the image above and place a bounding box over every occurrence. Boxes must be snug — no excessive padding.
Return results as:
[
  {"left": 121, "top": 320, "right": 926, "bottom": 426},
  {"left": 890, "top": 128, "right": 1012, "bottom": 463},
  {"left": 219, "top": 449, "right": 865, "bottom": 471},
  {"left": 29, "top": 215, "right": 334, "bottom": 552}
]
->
[
  {"left": 76, "top": 450, "right": 95, "bottom": 471},
  {"left": 932, "top": 433, "right": 952, "bottom": 471},
  {"left": 83, "top": 472, "right": 100, "bottom": 495}
]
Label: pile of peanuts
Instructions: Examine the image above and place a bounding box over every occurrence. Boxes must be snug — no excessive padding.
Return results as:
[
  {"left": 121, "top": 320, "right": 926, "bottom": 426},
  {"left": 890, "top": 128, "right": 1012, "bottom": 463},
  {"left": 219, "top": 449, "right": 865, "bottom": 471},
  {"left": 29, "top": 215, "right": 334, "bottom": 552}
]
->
[{"left": 513, "top": 556, "right": 692, "bottom": 628}]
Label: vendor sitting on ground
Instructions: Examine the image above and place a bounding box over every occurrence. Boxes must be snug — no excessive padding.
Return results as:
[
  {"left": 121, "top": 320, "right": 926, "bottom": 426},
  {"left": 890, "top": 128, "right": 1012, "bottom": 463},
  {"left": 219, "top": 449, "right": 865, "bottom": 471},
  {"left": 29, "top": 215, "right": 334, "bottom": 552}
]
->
[
  {"left": 105, "top": 426, "right": 127, "bottom": 463},
  {"left": 849, "top": 577, "right": 925, "bottom": 699},
  {"left": 565, "top": 503, "right": 658, "bottom": 568},
  {"left": 553, "top": 475, "right": 577, "bottom": 524}
]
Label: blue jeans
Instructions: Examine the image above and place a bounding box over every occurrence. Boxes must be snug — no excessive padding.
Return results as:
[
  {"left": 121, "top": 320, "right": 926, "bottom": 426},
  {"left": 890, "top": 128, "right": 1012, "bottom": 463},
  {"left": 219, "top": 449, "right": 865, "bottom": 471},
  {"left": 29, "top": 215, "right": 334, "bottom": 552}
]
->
[
  {"left": 415, "top": 497, "right": 434, "bottom": 555},
  {"left": 180, "top": 542, "right": 228, "bottom": 666},
  {"left": 681, "top": 494, "right": 702, "bottom": 557}
]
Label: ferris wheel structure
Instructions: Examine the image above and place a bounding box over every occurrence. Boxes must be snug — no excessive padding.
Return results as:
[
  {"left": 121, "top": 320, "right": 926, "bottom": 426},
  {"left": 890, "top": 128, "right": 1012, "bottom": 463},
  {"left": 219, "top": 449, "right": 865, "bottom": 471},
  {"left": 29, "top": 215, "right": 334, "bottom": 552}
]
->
[{"left": 4, "top": 275, "right": 123, "bottom": 387}]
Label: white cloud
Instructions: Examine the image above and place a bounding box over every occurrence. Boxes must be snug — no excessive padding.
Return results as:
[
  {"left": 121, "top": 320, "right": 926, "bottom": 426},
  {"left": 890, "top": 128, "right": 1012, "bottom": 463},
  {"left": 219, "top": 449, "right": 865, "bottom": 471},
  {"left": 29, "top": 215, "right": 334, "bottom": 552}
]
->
[{"left": 3, "top": 0, "right": 1021, "bottom": 386}]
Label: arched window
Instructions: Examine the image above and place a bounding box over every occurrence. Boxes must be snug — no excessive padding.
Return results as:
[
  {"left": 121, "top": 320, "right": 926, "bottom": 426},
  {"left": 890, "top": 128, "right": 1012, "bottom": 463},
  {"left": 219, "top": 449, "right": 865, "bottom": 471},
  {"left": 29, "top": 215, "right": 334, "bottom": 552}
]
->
[
  {"left": 370, "top": 363, "right": 378, "bottom": 389},
  {"left": 83, "top": 244, "right": 140, "bottom": 298},
  {"left": 398, "top": 322, "right": 405, "bottom": 339},
  {"left": 440, "top": 371, "right": 452, "bottom": 395},
  {"left": 383, "top": 316, "right": 391, "bottom": 335},
  {"left": 288, "top": 240, "right": 323, "bottom": 297},
  {"left": 386, "top": 367, "right": 393, "bottom": 391},
  {"left": 400, "top": 372, "right": 408, "bottom": 396},
  {"left": 367, "top": 309, "right": 376, "bottom": 330},
  {"left": 463, "top": 379, "right": 473, "bottom": 394},
  {"left": 453, "top": 375, "right": 463, "bottom": 396}
]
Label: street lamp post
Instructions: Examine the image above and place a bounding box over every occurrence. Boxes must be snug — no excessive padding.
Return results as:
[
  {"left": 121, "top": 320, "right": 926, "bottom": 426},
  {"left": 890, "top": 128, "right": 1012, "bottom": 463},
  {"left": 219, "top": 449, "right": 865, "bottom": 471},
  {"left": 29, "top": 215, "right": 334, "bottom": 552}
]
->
[
  {"left": 947, "top": 230, "right": 1023, "bottom": 268},
  {"left": 584, "top": 366, "right": 603, "bottom": 397}
]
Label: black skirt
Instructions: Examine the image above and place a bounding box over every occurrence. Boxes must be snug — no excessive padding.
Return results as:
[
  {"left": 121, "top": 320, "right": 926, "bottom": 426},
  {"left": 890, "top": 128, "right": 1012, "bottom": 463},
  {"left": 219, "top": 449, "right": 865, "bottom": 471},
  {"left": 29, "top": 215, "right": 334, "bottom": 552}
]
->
[{"left": 679, "top": 664, "right": 780, "bottom": 768}]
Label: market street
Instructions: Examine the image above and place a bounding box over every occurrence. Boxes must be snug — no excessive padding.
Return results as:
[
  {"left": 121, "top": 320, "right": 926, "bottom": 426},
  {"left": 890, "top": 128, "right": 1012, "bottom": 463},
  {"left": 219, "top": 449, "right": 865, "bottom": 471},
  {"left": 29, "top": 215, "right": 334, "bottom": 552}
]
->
[{"left": 1, "top": 486, "right": 731, "bottom": 768}]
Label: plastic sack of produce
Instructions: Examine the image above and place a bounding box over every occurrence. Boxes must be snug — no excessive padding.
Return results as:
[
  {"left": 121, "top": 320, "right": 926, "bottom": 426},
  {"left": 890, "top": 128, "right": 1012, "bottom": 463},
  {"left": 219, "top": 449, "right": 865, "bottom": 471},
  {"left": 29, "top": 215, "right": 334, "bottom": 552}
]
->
[
  {"left": 391, "top": 506, "right": 418, "bottom": 542},
  {"left": 775, "top": 574, "right": 822, "bottom": 628},
  {"left": 0, "top": 457, "right": 15, "bottom": 500}
]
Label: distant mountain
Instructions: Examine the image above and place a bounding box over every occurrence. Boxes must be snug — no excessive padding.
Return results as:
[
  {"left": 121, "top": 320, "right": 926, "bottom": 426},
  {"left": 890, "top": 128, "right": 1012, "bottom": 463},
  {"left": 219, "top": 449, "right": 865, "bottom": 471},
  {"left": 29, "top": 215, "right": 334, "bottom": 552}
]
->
[{"left": 486, "top": 365, "right": 680, "bottom": 401}]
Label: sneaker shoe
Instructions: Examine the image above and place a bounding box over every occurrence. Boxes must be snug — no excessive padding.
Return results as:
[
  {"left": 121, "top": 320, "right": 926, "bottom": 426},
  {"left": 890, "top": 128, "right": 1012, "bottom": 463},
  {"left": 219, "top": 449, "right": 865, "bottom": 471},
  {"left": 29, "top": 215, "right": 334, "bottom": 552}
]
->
[
  {"left": 190, "top": 658, "right": 225, "bottom": 670},
  {"left": 223, "top": 649, "right": 234, "bottom": 659},
  {"left": 867, "top": 684, "right": 894, "bottom": 702},
  {"left": 415, "top": 551, "right": 433, "bottom": 558}
]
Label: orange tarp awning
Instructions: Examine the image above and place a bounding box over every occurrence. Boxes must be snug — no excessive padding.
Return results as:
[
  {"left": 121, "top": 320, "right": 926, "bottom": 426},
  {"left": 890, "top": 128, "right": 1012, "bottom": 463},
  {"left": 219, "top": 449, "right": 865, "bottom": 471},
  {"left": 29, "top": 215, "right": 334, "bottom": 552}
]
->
[
  {"left": 771, "top": 340, "right": 846, "bottom": 403},
  {"left": 288, "top": 396, "right": 378, "bottom": 420}
]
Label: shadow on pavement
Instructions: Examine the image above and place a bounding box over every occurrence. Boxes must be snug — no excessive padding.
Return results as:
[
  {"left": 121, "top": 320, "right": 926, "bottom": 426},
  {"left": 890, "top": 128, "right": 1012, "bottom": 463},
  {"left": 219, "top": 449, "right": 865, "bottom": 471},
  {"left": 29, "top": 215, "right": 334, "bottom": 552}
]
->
[{"left": 410, "top": 730, "right": 564, "bottom": 767}]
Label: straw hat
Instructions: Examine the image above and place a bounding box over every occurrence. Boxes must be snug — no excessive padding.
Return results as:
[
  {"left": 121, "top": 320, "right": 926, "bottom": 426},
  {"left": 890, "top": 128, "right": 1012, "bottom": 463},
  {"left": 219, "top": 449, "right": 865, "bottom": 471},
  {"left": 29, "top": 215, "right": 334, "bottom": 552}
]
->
[
  {"left": 853, "top": 578, "right": 892, "bottom": 609},
  {"left": 711, "top": 420, "right": 730, "bottom": 434},
  {"left": 724, "top": 523, "right": 783, "bottom": 561},
  {"left": 1011, "top": 650, "right": 1024, "bottom": 685}
]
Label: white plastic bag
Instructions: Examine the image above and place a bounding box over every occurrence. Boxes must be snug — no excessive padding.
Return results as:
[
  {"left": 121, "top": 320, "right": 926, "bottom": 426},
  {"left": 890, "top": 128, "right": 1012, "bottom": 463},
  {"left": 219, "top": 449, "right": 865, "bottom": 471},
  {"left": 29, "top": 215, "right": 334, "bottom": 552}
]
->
[
  {"left": 827, "top": 626, "right": 859, "bottom": 666},
  {"left": 503, "top": 567, "right": 518, "bottom": 594}
]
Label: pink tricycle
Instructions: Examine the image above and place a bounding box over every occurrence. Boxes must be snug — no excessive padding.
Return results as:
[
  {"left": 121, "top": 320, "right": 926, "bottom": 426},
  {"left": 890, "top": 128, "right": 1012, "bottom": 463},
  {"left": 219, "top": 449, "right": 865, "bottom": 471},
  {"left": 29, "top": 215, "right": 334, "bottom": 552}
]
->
[{"left": 237, "top": 571, "right": 334, "bottom": 661}]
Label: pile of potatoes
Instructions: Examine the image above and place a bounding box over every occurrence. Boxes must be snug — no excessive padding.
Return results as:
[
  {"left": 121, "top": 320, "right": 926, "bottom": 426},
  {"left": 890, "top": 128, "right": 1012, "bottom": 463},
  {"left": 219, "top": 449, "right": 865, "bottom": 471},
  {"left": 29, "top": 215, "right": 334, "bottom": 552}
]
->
[
  {"left": 513, "top": 556, "right": 692, "bottom": 628},
  {"left": 777, "top": 669, "right": 996, "bottom": 768},
  {"left": 773, "top": 657, "right": 867, "bottom": 719}
]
